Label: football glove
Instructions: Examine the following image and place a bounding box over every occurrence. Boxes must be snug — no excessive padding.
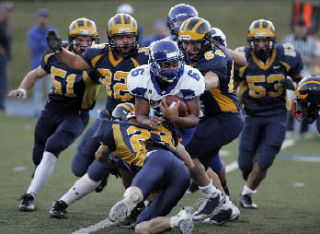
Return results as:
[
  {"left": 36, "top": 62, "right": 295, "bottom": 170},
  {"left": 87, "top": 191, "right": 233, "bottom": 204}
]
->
[
  {"left": 281, "top": 77, "right": 296, "bottom": 90},
  {"left": 47, "top": 30, "right": 62, "bottom": 53}
]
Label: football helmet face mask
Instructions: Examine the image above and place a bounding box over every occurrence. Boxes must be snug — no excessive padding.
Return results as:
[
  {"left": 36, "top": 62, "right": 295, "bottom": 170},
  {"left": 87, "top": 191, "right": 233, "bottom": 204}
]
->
[
  {"left": 247, "top": 19, "right": 276, "bottom": 61},
  {"left": 167, "top": 4, "right": 198, "bottom": 38},
  {"left": 68, "top": 18, "right": 99, "bottom": 54},
  {"left": 178, "top": 17, "right": 212, "bottom": 63},
  {"left": 149, "top": 40, "right": 184, "bottom": 83},
  {"left": 211, "top": 27, "right": 227, "bottom": 47},
  {"left": 111, "top": 102, "right": 136, "bottom": 121},
  {"left": 295, "top": 77, "right": 320, "bottom": 123},
  {"left": 107, "top": 13, "right": 139, "bottom": 57}
]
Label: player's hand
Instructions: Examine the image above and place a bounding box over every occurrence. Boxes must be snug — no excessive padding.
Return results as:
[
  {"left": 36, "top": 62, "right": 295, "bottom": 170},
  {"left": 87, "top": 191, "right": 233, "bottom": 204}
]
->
[
  {"left": 160, "top": 99, "right": 179, "bottom": 122},
  {"left": 8, "top": 88, "right": 27, "bottom": 103},
  {"left": 148, "top": 115, "right": 164, "bottom": 129},
  {"left": 47, "top": 30, "right": 62, "bottom": 53},
  {"left": 281, "top": 78, "right": 295, "bottom": 90}
]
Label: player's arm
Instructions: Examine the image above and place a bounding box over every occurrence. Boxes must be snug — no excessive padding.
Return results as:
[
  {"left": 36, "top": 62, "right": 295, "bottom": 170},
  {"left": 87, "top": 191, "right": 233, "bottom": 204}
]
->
[
  {"left": 176, "top": 143, "right": 195, "bottom": 171},
  {"left": 160, "top": 97, "right": 200, "bottom": 128},
  {"left": 95, "top": 144, "right": 111, "bottom": 165},
  {"left": 135, "top": 97, "right": 163, "bottom": 129},
  {"left": 56, "top": 48, "right": 91, "bottom": 70},
  {"left": 46, "top": 30, "right": 91, "bottom": 70},
  {"left": 204, "top": 71, "right": 220, "bottom": 90},
  {"left": 8, "top": 66, "right": 48, "bottom": 102},
  {"left": 228, "top": 49, "right": 247, "bottom": 66}
]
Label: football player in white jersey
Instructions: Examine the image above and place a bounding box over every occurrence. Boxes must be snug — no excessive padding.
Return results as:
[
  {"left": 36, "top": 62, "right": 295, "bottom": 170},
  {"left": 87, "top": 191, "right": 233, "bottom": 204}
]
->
[{"left": 127, "top": 40, "right": 205, "bottom": 133}]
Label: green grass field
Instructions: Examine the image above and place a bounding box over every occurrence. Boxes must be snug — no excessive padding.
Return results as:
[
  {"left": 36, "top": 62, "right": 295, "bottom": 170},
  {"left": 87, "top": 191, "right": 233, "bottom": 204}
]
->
[{"left": 1, "top": 115, "right": 320, "bottom": 233}]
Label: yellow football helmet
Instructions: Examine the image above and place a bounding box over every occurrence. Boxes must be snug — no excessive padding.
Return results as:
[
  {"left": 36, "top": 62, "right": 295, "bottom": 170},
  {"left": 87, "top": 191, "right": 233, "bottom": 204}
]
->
[
  {"left": 247, "top": 19, "right": 276, "bottom": 50},
  {"left": 107, "top": 13, "right": 139, "bottom": 53},
  {"left": 68, "top": 17, "right": 99, "bottom": 44},
  {"left": 111, "top": 102, "right": 136, "bottom": 121},
  {"left": 178, "top": 17, "right": 212, "bottom": 62}
]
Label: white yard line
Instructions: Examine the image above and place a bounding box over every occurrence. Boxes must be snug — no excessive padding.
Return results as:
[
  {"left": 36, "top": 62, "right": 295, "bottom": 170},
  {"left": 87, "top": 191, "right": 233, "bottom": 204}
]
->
[
  {"left": 73, "top": 138, "right": 296, "bottom": 233},
  {"left": 72, "top": 218, "right": 117, "bottom": 234}
]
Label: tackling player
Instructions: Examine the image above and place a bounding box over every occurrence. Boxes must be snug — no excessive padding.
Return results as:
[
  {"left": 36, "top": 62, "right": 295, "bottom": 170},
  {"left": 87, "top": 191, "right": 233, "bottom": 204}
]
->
[
  {"left": 234, "top": 19, "right": 303, "bottom": 209},
  {"left": 178, "top": 17, "right": 244, "bottom": 223},
  {"left": 49, "top": 102, "right": 194, "bottom": 234},
  {"left": 9, "top": 18, "right": 101, "bottom": 212},
  {"left": 46, "top": 13, "right": 149, "bottom": 194}
]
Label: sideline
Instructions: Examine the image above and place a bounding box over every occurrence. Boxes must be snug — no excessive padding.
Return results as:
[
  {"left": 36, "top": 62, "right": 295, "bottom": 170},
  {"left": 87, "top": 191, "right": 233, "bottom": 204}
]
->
[{"left": 72, "top": 138, "right": 296, "bottom": 233}]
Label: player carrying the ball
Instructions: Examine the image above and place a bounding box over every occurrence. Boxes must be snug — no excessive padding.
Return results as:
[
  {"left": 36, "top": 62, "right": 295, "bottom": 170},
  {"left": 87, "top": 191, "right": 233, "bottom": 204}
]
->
[{"left": 127, "top": 40, "right": 205, "bottom": 145}]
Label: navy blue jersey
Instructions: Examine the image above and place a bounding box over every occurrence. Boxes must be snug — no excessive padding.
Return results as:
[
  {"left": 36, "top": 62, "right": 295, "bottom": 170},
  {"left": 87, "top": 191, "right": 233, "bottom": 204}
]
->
[
  {"left": 41, "top": 45, "right": 101, "bottom": 110},
  {"left": 82, "top": 44, "right": 149, "bottom": 116},
  {"left": 94, "top": 120, "right": 179, "bottom": 167},
  {"left": 235, "top": 44, "right": 303, "bottom": 116},
  {"left": 192, "top": 44, "right": 240, "bottom": 116}
]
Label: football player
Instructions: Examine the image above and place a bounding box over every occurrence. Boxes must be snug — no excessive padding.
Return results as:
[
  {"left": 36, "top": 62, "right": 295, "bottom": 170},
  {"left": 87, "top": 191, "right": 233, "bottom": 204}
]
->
[
  {"left": 234, "top": 19, "right": 303, "bottom": 209},
  {"left": 166, "top": 3, "right": 198, "bottom": 41},
  {"left": 127, "top": 40, "right": 205, "bottom": 145},
  {"left": 294, "top": 76, "right": 320, "bottom": 134},
  {"left": 49, "top": 103, "right": 194, "bottom": 234},
  {"left": 8, "top": 18, "right": 101, "bottom": 212},
  {"left": 178, "top": 17, "right": 244, "bottom": 223},
  {"left": 46, "top": 13, "right": 149, "bottom": 194},
  {"left": 188, "top": 27, "right": 239, "bottom": 199}
]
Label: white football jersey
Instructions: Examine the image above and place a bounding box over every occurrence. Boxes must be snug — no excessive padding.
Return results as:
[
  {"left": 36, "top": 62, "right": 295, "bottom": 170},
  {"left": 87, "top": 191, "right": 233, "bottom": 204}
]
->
[{"left": 127, "top": 64, "right": 205, "bottom": 113}]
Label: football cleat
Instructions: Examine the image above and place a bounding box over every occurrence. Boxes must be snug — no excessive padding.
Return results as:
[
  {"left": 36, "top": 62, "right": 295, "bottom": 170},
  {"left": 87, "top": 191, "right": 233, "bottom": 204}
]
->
[
  {"left": 49, "top": 200, "right": 68, "bottom": 219},
  {"left": 202, "top": 198, "right": 240, "bottom": 225},
  {"left": 109, "top": 191, "right": 141, "bottom": 222},
  {"left": 177, "top": 206, "right": 194, "bottom": 234},
  {"left": 202, "top": 208, "right": 232, "bottom": 225},
  {"left": 18, "top": 193, "right": 35, "bottom": 212},
  {"left": 193, "top": 190, "right": 225, "bottom": 220},
  {"left": 117, "top": 201, "right": 146, "bottom": 228},
  {"left": 240, "top": 194, "right": 258, "bottom": 209}
]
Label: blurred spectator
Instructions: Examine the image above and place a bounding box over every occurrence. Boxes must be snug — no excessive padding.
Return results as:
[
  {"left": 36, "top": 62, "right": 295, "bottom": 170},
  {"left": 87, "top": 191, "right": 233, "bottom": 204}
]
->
[
  {"left": 0, "top": 1, "right": 13, "bottom": 114},
  {"left": 105, "top": 3, "right": 144, "bottom": 46},
  {"left": 27, "top": 9, "right": 57, "bottom": 116},
  {"left": 143, "top": 18, "right": 169, "bottom": 46},
  {"left": 283, "top": 18, "right": 320, "bottom": 139}
]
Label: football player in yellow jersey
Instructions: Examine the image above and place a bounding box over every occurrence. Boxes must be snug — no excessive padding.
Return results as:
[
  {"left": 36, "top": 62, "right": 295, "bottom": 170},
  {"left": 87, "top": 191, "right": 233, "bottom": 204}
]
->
[
  {"left": 178, "top": 17, "right": 244, "bottom": 222},
  {"left": 46, "top": 14, "right": 149, "bottom": 198},
  {"left": 49, "top": 103, "right": 194, "bottom": 233},
  {"left": 9, "top": 18, "right": 101, "bottom": 212}
]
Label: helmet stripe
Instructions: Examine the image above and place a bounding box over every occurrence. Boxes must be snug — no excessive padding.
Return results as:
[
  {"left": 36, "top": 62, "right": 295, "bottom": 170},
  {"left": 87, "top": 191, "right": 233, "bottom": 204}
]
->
[
  {"left": 296, "top": 80, "right": 320, "bottom": 99},
  {"left": 193, "top": 20, "right": 204, "bottom": 33}
]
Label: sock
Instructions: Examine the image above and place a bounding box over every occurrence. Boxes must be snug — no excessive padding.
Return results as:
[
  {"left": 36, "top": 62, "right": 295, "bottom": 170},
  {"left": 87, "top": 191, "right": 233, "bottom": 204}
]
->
[
  {"left": 241, "top": 184, "right": 256, "bottom": 196},
  {"left": 170, "top": 215, "right": 180, "bottom": 228},
  {"left": 199, "top": 179, "right": 217, "bottom": 196},
  {"left": 60, "top": 173, "right": 100, "bottom": 205},
  {"left": 223, "top": 184, "right": 230, "bottom": 196},
  {"left": 27, "top": 151, "right": 57, "bottom": 196}
]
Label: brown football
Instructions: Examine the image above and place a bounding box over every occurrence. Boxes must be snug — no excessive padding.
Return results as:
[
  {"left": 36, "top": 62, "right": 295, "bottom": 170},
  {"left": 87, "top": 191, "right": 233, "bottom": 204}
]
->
[{"left": 164, "top": 95, "right": 188, "bottom": 117}]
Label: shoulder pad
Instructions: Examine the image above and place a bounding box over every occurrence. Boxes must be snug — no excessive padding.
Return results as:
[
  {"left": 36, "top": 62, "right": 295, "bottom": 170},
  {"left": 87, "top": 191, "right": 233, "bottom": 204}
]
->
[{"left": 138, "top": 47, "right": 150, "bottom": 56}]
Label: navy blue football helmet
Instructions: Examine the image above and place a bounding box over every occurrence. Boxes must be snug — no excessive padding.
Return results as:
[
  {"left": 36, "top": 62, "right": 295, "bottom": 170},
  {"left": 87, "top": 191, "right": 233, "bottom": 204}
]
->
[
  {"left": 211, "top": 27, "right": 227, "bottom": 47},
  {"left": 149, "top": 40, "right": 184, "bottom": 83},
  {"left": 295, "top": 76, "right": 320, "bottom": 123},
  {"left": 167, "top": 4, "right": 198, "bottom": 38}
]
